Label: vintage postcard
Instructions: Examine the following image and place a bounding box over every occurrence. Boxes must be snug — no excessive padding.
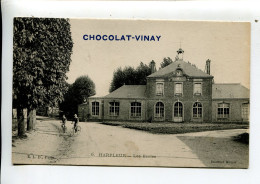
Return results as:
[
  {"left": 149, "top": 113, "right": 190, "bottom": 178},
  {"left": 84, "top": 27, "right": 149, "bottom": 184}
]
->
[{"left": 12, "top": 18, "right": 250, "bottom": 168}]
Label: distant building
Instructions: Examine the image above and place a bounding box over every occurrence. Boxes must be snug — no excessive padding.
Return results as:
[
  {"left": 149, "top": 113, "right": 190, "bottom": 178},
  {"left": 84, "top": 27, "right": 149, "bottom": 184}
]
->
[{"left": 78, "top": 48, "right": 249, "bottom": 123}]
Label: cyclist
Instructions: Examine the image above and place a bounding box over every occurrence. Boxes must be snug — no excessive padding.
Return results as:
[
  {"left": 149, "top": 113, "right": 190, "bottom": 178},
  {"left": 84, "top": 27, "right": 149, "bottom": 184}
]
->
[
  {"left": 61, "top": 115, "right": 67, "bottom": 133},
  {"left": 73, "top": 114, "right": 79, "bottom": 132}
]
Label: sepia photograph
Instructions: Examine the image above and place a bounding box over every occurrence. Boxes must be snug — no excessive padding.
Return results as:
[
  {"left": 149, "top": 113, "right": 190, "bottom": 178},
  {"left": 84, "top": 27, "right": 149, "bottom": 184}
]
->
[{"left": 12, "top": 18, "right": 250, "bottom": 168}]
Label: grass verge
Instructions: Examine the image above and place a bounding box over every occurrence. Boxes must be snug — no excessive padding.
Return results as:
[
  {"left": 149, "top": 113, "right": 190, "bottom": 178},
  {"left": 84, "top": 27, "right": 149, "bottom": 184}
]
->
[{"left": 101, "top": 121, "right": 249, "bottom": 134}]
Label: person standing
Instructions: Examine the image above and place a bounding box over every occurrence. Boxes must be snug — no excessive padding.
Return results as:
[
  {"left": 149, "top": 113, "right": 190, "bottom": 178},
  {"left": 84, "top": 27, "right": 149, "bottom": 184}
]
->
[{"left": 73, "top": 114, "right": 79, "bottom": 132}]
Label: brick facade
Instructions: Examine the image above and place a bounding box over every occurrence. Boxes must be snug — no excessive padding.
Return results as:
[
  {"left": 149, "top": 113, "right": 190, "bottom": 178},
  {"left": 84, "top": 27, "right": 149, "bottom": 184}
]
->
[
  {"left": 145, "top": 77, "right": 213, "bottom": 122},
  {"left": 79, "top": 51, "right": 249, "bottom": 123}
]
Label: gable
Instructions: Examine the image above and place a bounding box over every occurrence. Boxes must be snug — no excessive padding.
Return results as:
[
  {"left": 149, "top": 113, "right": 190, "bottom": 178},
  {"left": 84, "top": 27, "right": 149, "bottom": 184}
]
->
[{"left": 147, "top": 60, "right": 213, "bottom": 78}]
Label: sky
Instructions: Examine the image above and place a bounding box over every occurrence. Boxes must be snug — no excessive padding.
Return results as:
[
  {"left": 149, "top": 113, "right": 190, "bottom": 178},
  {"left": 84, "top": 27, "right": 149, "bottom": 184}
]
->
[{"left": 67, "top": 19, "right": 250, "bottom": 96}]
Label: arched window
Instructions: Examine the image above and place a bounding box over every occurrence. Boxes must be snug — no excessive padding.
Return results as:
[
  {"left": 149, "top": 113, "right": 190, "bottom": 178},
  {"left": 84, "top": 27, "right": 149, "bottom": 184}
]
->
[
  {"left": 131, "top": 102, "right": 142, "bottom": 117},
  {"left": 109, "top": 102, "right": 120, "bottom": 116},
  {"left": 174, "top": 102, "right": 183, "bottom": 117},
  {"left": 92, "top": 102, "right": 99, "bottom": 116},
  {"left": 193, "top": 102, "right": 202, "bottom": 118},
  {"left": 218, "top": 103, "right": 230, "bottom": 118},
  {"left": 155, "top": 102, "right": 164, "bottom": 118}
]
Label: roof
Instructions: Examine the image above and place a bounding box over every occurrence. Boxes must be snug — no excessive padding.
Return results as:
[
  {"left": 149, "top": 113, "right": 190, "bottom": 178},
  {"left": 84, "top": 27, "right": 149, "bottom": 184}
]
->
[
  {"left": 88, "top": 94, "right": 105, "bottom": 99},
  {"left": 147, "top": 60, "right": 213, "bottom": 78},
  {"left": 104, "top": 85, "right": 146, "bottom": 99},
  {"left": 212, "top": 83, "right": 250, "bottom": 99}
]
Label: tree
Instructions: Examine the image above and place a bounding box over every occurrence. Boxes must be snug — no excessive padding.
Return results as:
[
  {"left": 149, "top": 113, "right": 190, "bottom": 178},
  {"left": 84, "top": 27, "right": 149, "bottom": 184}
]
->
[
  {"left": 136, "top": 62, "right": 153, "bottom": 84},
  {"left": 60, "top": 76, "right": 96, "bottom": 119},
  {"left": 109, "top": 62, "right": 152, "bottom": 92},
  {"left": 13, "top": 18, "right": 73, "bottom": 136},
  {"left": 59, "top": 84, "right": 76, "bottom": 119},
  {"left": 160, "top": 57, "right": 173, "bottom": 69}
]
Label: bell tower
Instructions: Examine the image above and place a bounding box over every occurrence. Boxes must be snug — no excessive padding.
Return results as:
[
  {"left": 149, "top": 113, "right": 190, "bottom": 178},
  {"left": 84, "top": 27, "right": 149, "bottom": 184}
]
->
[{"left": 176, "top": 48, "right": 184, "bottom": 60}]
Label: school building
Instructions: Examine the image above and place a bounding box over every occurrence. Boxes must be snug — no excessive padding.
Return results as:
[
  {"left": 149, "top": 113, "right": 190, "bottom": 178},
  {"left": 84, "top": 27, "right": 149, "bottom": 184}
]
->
[{"left": 78, "top": 48, "right": 249, "bottom": 123}]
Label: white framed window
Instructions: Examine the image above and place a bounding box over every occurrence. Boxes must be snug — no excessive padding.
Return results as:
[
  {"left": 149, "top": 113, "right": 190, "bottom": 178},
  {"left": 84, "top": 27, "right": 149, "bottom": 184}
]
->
[
  {"left": 194, "top": 83, "right": 202, "bottom": 95},
  {"left": 92, "top": 101, "right": 99, "bottom": 116},
  {"left": 193, "top": 102, "right": 202, "bottom": 118},
  {"left": 156, "top": 82, "right": 164, "bottom": 96},
  {"left": 175, "top": 82, "right": 183, "bottom": 96},
  {"left": 109, "top": 102, "right": 120, "bottom": 116},
  {"left": 218, "top": 103, "right": 230, "bottom": 118},
  {"left": 242, "top": 103, "right": 249, "bottom": 120},
  {"left": 155, "top": 102, "right": 164, "bottom": 118},
  {"left": 131, "top": 102, "right": 142, "bottom": 117}
]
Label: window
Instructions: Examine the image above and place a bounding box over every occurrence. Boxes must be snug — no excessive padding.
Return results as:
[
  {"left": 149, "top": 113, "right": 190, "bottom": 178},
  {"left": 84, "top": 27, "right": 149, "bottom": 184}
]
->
[
  {"left": 194, "top": 83, "right": 202, "bottom": 95},
  {"left": 92, "top": 102, "right": 99, "bottom": 116},
  {"left": 242, "top": 103, "right": 249, "bottom": 120},
  {"left": 109, "top": 102, "right": 120, "bottom": 116},
  {"left": 175, "top": 83, "right": 183, "bottom": 96},
  {"left": 155, "top": 102, "right": 164, "bottom": 118},
  {"left": 174, "top": 102, "right": 183, "bottom": 117},
  {"left": 193, "top": 102, "right": 202, "bottom": 118},
  {"left": 131, "top": 102, "right": 142, "bottom": 117},
  {"left": 156, "top": 82, "right": 164, "bottom": 96},
  {"left": 218, "top": 103, "right": 230, "bottom": 118}
]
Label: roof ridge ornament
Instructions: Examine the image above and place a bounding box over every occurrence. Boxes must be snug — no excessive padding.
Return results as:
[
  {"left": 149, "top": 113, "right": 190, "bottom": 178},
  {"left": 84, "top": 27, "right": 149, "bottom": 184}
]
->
[{"left": 176, "top": 48, "right": 184, "bottom": 60}]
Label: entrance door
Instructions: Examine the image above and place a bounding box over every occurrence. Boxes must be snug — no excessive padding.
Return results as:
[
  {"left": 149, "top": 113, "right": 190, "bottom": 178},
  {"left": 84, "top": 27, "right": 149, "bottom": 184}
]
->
[{"left": 173, "top": 102, "right": 183, "bottom": 122}]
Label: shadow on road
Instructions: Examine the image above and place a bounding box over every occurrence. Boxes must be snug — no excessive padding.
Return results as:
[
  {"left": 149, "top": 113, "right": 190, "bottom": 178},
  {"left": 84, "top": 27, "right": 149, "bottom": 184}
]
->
[{"left": 177, "top": 136, "right": 249, "bottom": 168}]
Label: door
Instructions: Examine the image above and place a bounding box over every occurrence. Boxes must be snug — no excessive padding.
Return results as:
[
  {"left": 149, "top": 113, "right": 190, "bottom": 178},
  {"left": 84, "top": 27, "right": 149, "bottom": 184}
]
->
[{"left": 173, "top": 102, "right": 183, "bottom": 122}]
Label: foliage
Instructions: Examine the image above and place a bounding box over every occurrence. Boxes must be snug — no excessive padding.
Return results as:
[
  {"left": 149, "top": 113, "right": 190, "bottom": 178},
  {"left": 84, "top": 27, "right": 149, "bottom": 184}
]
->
[
  {"left": 60, "top": 76, "right": 96, "bottom": 119},
  {"left": 160, "top": 57, "right": 173, "bottom": 69},
  {"left": 59, "top": 84, "right": 76, "bottom": 118},
  {"left": 13, "top": 18, "right": 73, "bottom": 135},
  {"left": 13, "top": 17, "right": 73, "bottom": 109},
  {"left": 233, "top": 133, "right": 249, "bottom": 144},
  {"left": 109, "top": 62, "right": 152, "bottom": 92}
]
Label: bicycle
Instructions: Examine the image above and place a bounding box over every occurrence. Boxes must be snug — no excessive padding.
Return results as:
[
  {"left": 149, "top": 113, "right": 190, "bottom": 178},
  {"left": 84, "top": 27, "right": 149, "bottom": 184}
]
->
[
  {"left": 59, "top": 121, "right": 66, "bottom": 133},
  {"left": 61, "top": 123, "right": 67, "bottom": 133},
  {"left": 71, "top": 123, "right": 81, "bottom": 136}
]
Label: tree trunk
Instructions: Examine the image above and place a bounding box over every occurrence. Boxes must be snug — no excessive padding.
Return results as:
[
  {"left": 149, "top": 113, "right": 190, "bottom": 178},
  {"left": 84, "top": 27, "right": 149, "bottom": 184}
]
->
[
  {"left": 33, "top": 109, "right": 36, "bottom": 129},
  {"left": 27, "top": 108, "right": 36, "bottom": 131},
  {"left": 17, "top": 106, "right": 25, "bottom": 137}
]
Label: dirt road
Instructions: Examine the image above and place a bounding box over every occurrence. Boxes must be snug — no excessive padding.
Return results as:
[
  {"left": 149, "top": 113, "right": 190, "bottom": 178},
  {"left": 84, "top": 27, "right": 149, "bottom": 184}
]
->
[{"left": 12, "top": 119, "right": 248, "bottom": 168}]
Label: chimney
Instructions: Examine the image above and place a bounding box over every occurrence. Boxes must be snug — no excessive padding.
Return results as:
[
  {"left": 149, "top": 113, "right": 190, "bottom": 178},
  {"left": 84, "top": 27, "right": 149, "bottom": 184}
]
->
[
  {"left": 205, "top": 59, "right": 211, "bottom": 75},
  {"left": 150, "top": 60, "right": 156, "bottom": 73}
]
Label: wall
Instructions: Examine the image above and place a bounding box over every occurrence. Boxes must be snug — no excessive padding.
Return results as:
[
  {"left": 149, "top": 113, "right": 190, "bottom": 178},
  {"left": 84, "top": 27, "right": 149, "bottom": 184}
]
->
[
  {"left": 212, "top": 99, "right": 250, "bottom": 122},
  {"left": 103, "top": 99, "right": 146, "bottom": 121},
  {"left": 146, "top": 77, "right": 212, "bottom": 100},
  {"left": 146, "top": 77, "right": 212, "bottom": 122},
  {"left": 146, "top": 99, "right": 211, "bottom": 122},
  {"left": 80, "top": 98, "right": 147, "bottom": 122}
]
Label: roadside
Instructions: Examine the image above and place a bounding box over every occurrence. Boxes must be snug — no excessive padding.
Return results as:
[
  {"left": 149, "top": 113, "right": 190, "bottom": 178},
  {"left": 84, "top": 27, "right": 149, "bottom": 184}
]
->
[{"left": 12, "top": 116, "right": 75, "bottom": 164}]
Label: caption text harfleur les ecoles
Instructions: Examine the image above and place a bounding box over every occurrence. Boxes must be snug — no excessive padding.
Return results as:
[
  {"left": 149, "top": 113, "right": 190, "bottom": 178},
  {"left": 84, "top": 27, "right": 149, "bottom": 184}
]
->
[{"left": 83, "top": 34, "right": 162, "bottom": 41}]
